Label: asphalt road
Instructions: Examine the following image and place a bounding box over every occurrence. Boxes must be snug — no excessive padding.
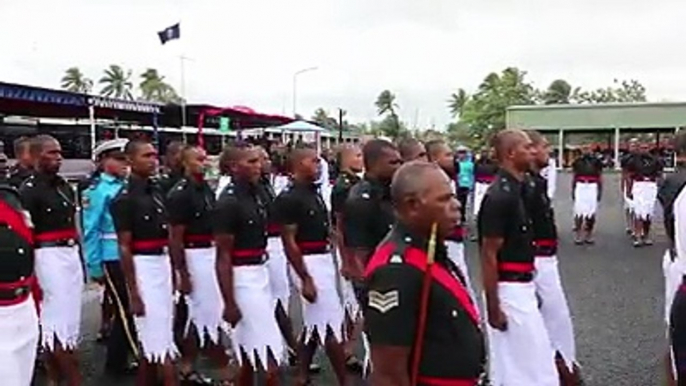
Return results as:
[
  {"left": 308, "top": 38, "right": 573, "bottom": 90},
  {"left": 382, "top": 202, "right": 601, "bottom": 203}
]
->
[{"left": 36, "top": 172, "right": 667, "bottom": 386}]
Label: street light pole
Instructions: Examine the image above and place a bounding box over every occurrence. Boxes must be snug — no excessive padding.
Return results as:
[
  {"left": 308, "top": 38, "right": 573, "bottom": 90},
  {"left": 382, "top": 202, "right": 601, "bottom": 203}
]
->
[{"left": 292, "top": 66, "right": 318, "bottom": 117}]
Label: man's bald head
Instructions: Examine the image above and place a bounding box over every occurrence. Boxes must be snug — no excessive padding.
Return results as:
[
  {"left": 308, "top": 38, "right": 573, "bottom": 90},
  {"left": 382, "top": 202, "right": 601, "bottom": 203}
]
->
[
  {"left": 492, "top": 129, "right": 529, "bottom": 161},
  {"left": 391, "top": 161, "right": 444, "bottom": 207}
]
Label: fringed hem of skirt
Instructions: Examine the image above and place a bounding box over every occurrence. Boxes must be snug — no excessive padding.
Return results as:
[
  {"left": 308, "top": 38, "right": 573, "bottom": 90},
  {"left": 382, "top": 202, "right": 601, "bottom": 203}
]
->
[
  {"left": 274, "top": 296, "right": 290, "bottom": 312},
  {"left": 234, "top": 344, "right": 284, "bottom": 369},
  {"left": 303, "top": 322, "right": 345, "bottom": 346},
  {"left": 142, "top": 347, "right": 179, "bottom": 364},
  {"left": 185, "top": 321, "right": 226, "bottom": 348},
  {"left": 40, "top": 328, "right": 79, "bottom": 352}
]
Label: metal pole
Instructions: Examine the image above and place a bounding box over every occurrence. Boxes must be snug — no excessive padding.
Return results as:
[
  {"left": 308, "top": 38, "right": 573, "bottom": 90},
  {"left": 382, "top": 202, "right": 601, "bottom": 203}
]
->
[
  {"left": 338, "top": 108, "right": 344, "bottom": 143},
  {"left": 557, "top": 128, "right": 564, "bottom": 169},
  {"left": 614, "top": 127, "right": 622, "bottom": 170},
  {"left": 89, "top": 104, "right": 96, "bottom": 155},
  {"left": 292, "top": 66, "right": 318, "bottom": 117}
]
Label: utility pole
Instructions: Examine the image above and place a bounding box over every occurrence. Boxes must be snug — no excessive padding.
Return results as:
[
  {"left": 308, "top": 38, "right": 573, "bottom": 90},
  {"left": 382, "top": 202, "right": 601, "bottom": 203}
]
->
[{"left": 338, "top": 108, "right": 345, "bottom": 142}]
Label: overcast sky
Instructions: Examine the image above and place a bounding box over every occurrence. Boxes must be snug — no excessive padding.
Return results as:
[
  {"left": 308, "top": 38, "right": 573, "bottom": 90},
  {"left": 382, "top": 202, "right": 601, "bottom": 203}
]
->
[{"left": 2, "top": 0, "right": 686, "bottom": 129}]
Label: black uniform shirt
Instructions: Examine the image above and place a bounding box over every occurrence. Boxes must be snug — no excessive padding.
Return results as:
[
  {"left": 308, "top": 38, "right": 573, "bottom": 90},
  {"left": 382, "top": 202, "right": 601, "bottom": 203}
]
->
[
  {"left": 212, "top": 179, "right": 268, "bottom": 263},
  {"left": 524, "top": 172, "right": 558, "bottom": 256},
  {"left": 658, "top": 169, "right": 686, "bottom": 254},
  {"left": 628, "top": 153, "right": 663, "bottom": 179},
  {"left": 620, "top": 153, "right": 636, "bottom": 170},
  {"left": 9, "top": 164, "right": 33, "bottom": 189},
  {"left": 273, "top": 180, "right": 330, "bottom": 254},
  {"left": 167, "top": 176, "right": 215, "bottom": 243},
  {"left": 572, "top": 154, "right": 603, "bottom": 177},
  {"left": 19, "top": 172, "right": 77, "bottom": 236},
  {"left": 111, "top": 175, "right": 168, "bottom": 250},
  {"left": 365, "top": 224, "right": 485, "bottom": 383},
  {"left": 330, "top": 170, "right": 361, "bottom": 222},
  {"left": 474, "top": 159, "right": 498, "bottom": 183},
  {"left": 159, "top": 169, "right": 184, "bottom": 195},
  {"left": 256, "top": 175, "right": 280, "bottom": 237},
  {"left": 343, "top": 177, "right": 395, "bottom": 253},
  {"left": 477, "top": 169, "right": 535, "bottom": 278},
  {"left": 0, "top": 184, "right": 34, "bottom": 283}
]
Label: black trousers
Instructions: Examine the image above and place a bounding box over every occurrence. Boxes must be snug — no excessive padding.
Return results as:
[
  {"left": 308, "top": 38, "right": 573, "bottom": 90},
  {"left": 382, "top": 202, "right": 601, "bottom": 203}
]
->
[
  {"left": 671, "top": 283, "right": 686, "bottom": 385},
  {"left": 102, "top": 261, "right": 139, "bottom": 373},
  {"left": 456, "top": 187, "right": 470, "bottom": 223}
]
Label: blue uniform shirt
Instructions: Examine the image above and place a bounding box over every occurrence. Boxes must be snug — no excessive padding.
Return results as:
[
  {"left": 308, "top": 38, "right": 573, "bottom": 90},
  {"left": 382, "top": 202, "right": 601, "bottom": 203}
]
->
[
  {"left": 458, "top": 159, "right": 475, "bottom": 189},
  {"left": 82, "top": 173, "right": 124, "bottom": 279}
]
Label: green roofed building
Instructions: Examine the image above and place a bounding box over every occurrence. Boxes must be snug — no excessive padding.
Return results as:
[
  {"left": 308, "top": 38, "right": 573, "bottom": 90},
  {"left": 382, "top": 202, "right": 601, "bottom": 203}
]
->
[{"left": 506, "top": 102, "right": 686, "bottom": 169}]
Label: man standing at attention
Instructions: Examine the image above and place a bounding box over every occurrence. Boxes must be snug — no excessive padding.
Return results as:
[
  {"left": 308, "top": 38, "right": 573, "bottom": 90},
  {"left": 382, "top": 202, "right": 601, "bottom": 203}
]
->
[
  {"left": 526, "top": 131, "right": 579, "bottom": 384},
  {"left": 626, "top": 142, "right": 663, "bottom": 247},
  {"left": 478, "top": 129, "right": 558, "bottom": 385},
  {"left": 112, "top": 139, "right": 178, "bottom": 385},
  {"left": 571, "top": 145, "right": 603, "bottom": 245},
  {"left": 20, "top": 135, "right": 83, "bottom": 386},
  {"left": 9, "top": 136, "right": 34, "bottom": 188}
]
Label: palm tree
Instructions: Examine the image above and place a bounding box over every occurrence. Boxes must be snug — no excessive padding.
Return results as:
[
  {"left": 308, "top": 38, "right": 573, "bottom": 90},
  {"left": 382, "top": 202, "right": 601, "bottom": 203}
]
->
[
  {"left": 543, "top": 79, "right": 572, "bottom": 105},
  {"left": 139, "top": 68, "right": 180, "bottom": 103},
  {"left": 375, "top": 90, "right": 398, "bottom": 117},
  {"left": 61, "top": 67, "right": 93, "bottom": 93},
  {"left": 448, "top": 88, "right": 469, "bottom": 117},
  {"left": 99, "top": 65, "right": 134, "bottom": 100}
]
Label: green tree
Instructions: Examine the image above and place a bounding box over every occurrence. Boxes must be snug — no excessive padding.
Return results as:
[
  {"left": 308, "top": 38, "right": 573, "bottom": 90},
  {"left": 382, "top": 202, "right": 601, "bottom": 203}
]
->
[
  {"left": 448, "top": 88, "right": 469, "bottom": 117},
  {"left": 311, "top": 108, "right": 338, "bottom": 131},
  {"left": 543, "top": 79, "right": 572, "bottom": 104},
  {"left": 451, "top": 67, "right": 537, "bottom": 147},
  {"left": 99, "top": 65, "right": 134, "bottom": 100},
  {"left": 60, "top": 67, "right": 93, "bottom": 93},
  {"left": 572, "top": 79, "right": 647, "bottom": 104},
  {"left": 374, "top": 90, "right": 405, "bottom": 139},
  {"left": 139, "top": 68, "right": 181, "bottom": 103}
]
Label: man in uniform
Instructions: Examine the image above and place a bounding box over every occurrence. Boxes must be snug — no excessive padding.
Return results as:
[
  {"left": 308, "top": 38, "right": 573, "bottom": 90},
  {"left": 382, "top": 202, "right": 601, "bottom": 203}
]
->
[
  {"left": 112, "top": 139, "right": 178, "bottom": 385},
  {"left": 526, "top": 131, "right": 579, "bottom": 384},
  {"left": 9, "top": 136, "right": 34, "bottom": 188},
  {"left": 571, "top": 145, "right": 603, "bottom": 245},
  {"left": 658, "top": 130, "right": 686, "bottom": 385},
  {"left": 0, "top": 149, "right": 40, "bottom": 385},
  {"left": 627, "top": 143, "right": 663, "bottom": 247},
  {"left": 213, "top": 143, "right": 284, "bottom": 386},
  {"left": 621, "top": 139, "right": 640, "bottom": 235},
  {"left": 81, "top": 138, "right": 139, "bottom": 377},
  {"left": 473, "top": 149, "right": 499, "bottom": 219},
  {"left": 478, "top": 129, "right": 558, "bottom": 385},
  {"left": 20, "top": 135, "right": 83, "bottom": 386},
  {"left": 397, "top": 137, "right": 428, "bottom": 163},
  {"left": 256, "top": 146, "right": 301, "bottom": 369},
  {"left": 331, "top": 144, "right": 365, "bottom": 370},
  {"left": 167, "top": 145, "right": 232, "bottom": 385},
  {"left": 426, "top": 139, "right": 474, "bottom": 296},
  {"left": 274, "top": 144, "right": 349, "bottom": 386},
  {"left": 365, "top": 161, "right": 485, "bottom": 385},
  {"left": 159, "top": 140, "right": 185, "bottom": 194}
]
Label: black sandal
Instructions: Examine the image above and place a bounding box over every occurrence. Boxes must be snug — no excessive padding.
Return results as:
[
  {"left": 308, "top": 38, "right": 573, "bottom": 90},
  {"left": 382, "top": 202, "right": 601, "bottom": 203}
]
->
[{"left": 179, "top": 370, "right": 213, "bottom": 385}]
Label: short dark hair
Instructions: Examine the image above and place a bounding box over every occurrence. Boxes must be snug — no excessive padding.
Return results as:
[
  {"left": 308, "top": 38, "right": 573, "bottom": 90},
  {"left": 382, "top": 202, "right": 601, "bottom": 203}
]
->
[
  {"left": 124, "top": 138, "right": 151, "bottom": 156},
  {"left": 166, "top": 140, "right": 185, "bottom": 157},
  {"left": 492, "top": 129, "right": 527, "bottom": 162},
  {"left": 13, "top": 136, "right": 31, "bottom": 156},
  {"left": 29, "top": 135, "right": 57, "bottom": 157},
  {"left": 219, "top": 141, "right": 253, "bottom": 169},
  {"left": 287, "top": 143, "right": 317, "bottom": 171},
  {"left": 397, "top": 138, "right": 422, "bottom": 160},
  {"left": 526, "top": 130, "right": 544, "bottom": 145},
  {"left": 391, "top": 161, "right": 441, "bottom": 206},
  {"left": 675, "top": 130, "right": 686, "bottom": 157},
  {"left": 363, "top": 139, "right": 396, "bottom": 170},
  {"left": 424, "top": 139, "right": 446, "bottom": 161}
]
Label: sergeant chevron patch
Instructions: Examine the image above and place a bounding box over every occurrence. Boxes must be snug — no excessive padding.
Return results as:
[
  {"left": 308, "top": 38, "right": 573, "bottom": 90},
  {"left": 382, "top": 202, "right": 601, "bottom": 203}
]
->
[{"left": 368, "top": 290, "right": 399, "bottom": 313}]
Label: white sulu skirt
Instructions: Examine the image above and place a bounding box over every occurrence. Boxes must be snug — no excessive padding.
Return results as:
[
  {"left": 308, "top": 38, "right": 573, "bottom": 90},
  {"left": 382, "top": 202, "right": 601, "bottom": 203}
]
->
[
  {"left": 487, "top": 282, "right": 558, "bottom": 386},
  {"left": 184, "top": 247, "right": 228, "bottom": 347},
  {"left": 0, "top": 295, "right": 39, "bottom": 386},
  {"left": 534, "top": 255, "right": 576, "bottom": 371},
  {"left": 632, "top": 180, "right": 658, "bottom": 221},
  {"left": 232, "top": 265, "right": 285, "bottom": 369},
  {"left": 664, "top": 251, "right": 686, "bottom": 325},
  {"left": 473, "top": 181, "right": 490, "bottom": 217},
  {"left": 133, "top": 254, "right": 178, "bottom": 363},
  {"left": 446, "top": 240, "right": 475, "bottom": 301},
  {"left": 266, "top": 237, "right": 291, "bottom": 310},
  {"left": 34, "top": 246, "right": 83, "bottom": 351},
  {"left": 291, "top": 253, "right": 345, "bottom": 344},
  {"left": 573, "top": 182, "right": 598, "bottom": 219}
]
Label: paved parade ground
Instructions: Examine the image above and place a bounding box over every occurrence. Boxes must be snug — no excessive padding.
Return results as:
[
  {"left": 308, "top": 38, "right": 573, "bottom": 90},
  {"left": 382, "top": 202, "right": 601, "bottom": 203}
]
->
[{"left": 49, "top": 172, "right": 667, "bottom": 386}]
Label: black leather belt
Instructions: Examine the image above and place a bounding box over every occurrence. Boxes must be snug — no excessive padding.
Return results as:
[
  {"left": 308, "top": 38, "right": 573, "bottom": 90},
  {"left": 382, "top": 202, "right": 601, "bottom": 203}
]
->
[
  {"left": 0, "top": 286, "right": 30, "bottom": 302},
  {"left": 133, "top": 248, "right": 167, "bottom": 256},
  {"left": 233, "top": 256, "right": 267, "bottom": 266},
  {"left": 184, "top": 241, "right": 213, "bottom": 249},
  {"left": 498, "top": 271, "right": 534, "bottom": 282},
  {"left": 35, "top": 238, "right": 77, "bottom": 249}
]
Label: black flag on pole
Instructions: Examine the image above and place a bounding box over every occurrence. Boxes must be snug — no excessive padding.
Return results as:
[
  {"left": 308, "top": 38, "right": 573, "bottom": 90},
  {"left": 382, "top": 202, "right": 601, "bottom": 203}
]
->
[{"left": 158, "top": 23, "right": 180, "bottom": 45}]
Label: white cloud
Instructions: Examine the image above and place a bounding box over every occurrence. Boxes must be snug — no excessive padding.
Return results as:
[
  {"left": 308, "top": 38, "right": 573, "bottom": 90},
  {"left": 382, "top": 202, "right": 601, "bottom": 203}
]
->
[{"left": 2, "top": 0, "right": 686, "bottom": 129}]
